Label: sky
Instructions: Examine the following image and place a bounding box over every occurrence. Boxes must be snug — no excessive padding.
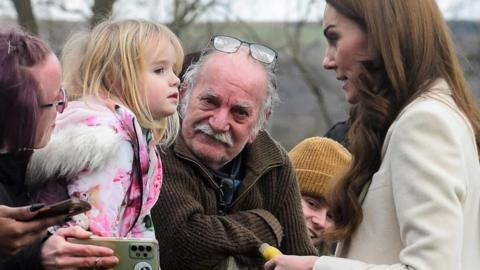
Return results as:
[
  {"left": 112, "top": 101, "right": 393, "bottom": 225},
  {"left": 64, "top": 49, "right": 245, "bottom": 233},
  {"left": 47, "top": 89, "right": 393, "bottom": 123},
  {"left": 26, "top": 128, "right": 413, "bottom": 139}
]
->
[
  {"left": 227, "top": 0, "right": 480, "bottom": 21},
  {"left": 0, "top": 0, "right": 479, "bottom": 22}
]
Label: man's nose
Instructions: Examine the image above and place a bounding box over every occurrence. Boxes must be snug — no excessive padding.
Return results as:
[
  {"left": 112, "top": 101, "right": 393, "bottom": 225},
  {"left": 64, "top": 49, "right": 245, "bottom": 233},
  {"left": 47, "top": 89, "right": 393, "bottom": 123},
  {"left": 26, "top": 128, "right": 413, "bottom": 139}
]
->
[{"left": 209, "top": 109, "right": 230, "bottom": 132}]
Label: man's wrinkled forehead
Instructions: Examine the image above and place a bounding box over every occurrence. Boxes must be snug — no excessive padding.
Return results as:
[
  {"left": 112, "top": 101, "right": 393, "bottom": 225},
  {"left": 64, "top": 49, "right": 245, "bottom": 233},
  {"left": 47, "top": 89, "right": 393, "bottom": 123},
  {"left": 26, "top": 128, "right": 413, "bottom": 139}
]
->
[
  {"left": 201, "top": 50, "right": 267, "bottom": 83},
  {"left": 204, "top": 47, "right": 254, "bottom": 69}
]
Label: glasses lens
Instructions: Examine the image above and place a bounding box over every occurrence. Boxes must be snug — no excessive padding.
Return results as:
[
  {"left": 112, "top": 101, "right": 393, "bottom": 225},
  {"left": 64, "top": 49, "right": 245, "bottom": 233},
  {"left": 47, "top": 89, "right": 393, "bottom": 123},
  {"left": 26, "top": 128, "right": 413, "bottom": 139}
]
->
[
  {"left": 250, "top": 44, "right": 276, "bottom": 64},
  {"left": 213, "top": 36, "right": 241, "bottom": 53},
  {"left": 57, "top": 88, "right": 67, "bottom": 113},
  {"left": 56, "top": 102, "right": 65, "bottom": 113}
]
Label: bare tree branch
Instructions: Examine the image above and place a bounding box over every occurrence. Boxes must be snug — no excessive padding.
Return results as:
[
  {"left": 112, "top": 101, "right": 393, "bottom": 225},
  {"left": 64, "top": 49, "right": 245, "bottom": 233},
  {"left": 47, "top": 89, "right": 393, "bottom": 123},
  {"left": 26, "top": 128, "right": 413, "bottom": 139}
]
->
[
  {"left": 11, "top": 0, "right": 38, "bottom": 35},
  {"left": 91, "top": 0, "right": 116, "bottom": 27},
  {"left": 169, "top": 0, "right": 221, "bottom": 35},
  {"left": 282, "top": 0, "right": 333, "bottom": 127},
  {"left": 36, "top": 0, "right": 90, "bottom": 20}
]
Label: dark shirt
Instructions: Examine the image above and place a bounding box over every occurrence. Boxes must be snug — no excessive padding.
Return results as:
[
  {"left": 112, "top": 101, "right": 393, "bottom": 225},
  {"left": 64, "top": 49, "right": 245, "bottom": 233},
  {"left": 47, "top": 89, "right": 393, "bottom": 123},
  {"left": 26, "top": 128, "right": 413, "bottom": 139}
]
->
[
  {"left": 0, "top": 152, "right": 43, "bottom": 270},
  {"left": 212, "top": 154, "right": 242, "bottom": 213},
  {"left": 324, "top": 120, "right": 350, "bottom": 148}
]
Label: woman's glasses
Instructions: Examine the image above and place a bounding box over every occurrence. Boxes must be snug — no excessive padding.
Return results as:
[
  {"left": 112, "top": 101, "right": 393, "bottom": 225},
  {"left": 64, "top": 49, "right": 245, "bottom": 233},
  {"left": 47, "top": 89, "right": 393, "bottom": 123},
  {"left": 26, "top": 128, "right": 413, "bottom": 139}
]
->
[
  {"left": 39, "top": 88, "right": 67, "bottom": 113},
  {"left": 211, "top": 35, "right": 278, "bottom": 67}
]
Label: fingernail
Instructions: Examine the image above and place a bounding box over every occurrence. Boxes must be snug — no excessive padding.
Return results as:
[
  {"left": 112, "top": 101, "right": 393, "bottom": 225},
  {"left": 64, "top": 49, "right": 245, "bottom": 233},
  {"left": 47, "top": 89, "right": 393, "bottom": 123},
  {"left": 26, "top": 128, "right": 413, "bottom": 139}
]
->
[{"left": 29, "top": 203, "right": 45, "bottom": 212}]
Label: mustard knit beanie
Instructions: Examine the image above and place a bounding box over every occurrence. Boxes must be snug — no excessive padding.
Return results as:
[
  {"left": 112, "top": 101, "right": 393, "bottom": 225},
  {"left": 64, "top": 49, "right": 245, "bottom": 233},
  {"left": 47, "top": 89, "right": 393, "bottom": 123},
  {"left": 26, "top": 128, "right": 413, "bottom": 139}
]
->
[{"left": 289, "top": 137, "right": 352, "bottom": 198}]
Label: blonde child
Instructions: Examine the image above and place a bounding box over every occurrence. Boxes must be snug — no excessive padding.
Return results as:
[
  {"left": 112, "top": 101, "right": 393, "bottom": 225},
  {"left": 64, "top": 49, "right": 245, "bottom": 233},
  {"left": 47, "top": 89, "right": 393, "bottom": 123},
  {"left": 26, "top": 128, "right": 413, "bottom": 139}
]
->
[{"left": 27, "top": 19, "right": 183, "bottom": 238}]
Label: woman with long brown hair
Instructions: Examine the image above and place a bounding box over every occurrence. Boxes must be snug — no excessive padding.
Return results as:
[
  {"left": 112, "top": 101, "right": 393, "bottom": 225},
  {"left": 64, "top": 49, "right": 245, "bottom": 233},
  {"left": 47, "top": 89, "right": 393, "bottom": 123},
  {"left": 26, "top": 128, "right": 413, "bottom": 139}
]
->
[{"left": 265, "top": 0, "right": 480, "bottom": 269}]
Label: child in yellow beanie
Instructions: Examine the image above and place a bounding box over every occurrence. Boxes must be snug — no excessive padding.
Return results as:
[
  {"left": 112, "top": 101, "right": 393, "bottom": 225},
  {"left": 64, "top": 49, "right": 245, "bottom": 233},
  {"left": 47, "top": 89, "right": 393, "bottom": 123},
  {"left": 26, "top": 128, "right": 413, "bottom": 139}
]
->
[{"left": 289, "top": 137, "right": 352, "bottom": 254}]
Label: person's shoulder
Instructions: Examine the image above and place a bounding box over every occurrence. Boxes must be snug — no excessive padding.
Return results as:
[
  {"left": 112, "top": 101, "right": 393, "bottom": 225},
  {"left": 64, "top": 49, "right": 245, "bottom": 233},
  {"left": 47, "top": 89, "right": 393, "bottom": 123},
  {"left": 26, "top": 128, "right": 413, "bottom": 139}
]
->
[
  {"left": 400, "top": 79, "right": 459, "bottom": 118},
  {"left": 387, "top": 89, "right": 474, "bottom": 150},
  {"left": 26, "top": 124, "right": 127, "bottom": 189},
  {"left": 325, "top": 120, "right": 350, "bottom": 135},
  {"left": 397, "top": 91, "right": 465, "bottom": 129},
  {"left": 158, "top": 141, "right": 176, "bottom": 160},
  {"left": 159, "top": 136, "right": 197, "bottom": 173},
  {"left": 56, "top": 97, "right": 118, "bottom": 128},
  {"left": 324, "top": 120, "right": 350, "bottom": 147},
  {"left": 249, "top": 130, "right": 290, "bottom": 166},
  {"left": 255, "top": 130, "right": 288, "bottom": 154}
]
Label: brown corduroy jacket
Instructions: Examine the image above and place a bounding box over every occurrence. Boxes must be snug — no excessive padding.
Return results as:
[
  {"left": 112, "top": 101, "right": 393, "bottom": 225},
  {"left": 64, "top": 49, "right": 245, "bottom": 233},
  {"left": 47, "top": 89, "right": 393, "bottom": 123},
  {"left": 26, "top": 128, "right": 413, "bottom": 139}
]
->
[{"left": 151, "top": 130, "right": 317, "bottom": 270}]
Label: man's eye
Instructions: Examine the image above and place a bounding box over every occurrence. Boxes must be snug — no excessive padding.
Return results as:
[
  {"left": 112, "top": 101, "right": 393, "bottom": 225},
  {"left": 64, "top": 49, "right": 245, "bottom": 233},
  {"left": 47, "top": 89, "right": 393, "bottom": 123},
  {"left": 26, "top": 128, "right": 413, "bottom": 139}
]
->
[
  {"left": 237, "top": 110, "right": 249, "bottom": 117},
  {"left": 200, "top": 97, "right": 217, "bottom": 108},
  {"left": 233, "top": 109, "right": 249, "bottom": 120},
  {"left": 202, "top": 97, "right": 214, "bottom": 104}
]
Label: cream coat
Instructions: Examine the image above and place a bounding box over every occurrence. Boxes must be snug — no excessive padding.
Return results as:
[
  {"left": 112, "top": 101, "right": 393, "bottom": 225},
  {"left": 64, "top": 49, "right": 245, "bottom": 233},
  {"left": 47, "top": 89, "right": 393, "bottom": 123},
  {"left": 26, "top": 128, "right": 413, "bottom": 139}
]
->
[{"left": 315, "top": 79, "right": 480, "bottom": 270}]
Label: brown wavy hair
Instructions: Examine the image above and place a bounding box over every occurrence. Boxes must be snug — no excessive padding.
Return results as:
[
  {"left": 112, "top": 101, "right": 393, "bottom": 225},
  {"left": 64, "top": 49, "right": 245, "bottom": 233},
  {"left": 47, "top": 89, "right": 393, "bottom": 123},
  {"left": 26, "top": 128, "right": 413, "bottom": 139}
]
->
[{"left": 324, "top": 0, "right": 480, "bottom": 240}]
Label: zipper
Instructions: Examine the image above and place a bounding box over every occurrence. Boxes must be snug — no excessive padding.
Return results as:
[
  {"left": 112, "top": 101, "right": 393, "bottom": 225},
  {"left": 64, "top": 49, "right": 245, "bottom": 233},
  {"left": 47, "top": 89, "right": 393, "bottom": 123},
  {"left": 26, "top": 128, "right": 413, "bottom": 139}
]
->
[
  {"left": 177, "top": 153, "right": 227, "bottom": 215},
  {"left": 229, "top": 164, "right": 278, "bottom": 209},
  {"left": 129, "top": 117, "right": 144, "bottom": 232},
  {"left": 177, "top": 153, "right": 282, "bottom": 214},
  {"left": 113, "top": 105, "right": 143, "bottom": 236}
]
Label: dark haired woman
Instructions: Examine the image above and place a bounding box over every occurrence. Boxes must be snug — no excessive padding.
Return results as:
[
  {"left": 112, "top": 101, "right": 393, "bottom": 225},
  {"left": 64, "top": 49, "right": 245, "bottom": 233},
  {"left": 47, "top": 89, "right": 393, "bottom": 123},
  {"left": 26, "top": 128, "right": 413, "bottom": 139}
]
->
[
  {"left": 0, "top": 28, "right": 117, "bottom": 270},
  {"left": 265, "top": 0, "right": 480, "bottom": 269}
]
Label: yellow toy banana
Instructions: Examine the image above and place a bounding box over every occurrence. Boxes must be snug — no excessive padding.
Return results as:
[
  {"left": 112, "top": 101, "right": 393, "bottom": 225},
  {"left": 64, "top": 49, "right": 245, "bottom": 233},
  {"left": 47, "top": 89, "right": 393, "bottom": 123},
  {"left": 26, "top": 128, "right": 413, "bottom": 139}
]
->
[{"left": 259, "top": 243, "right": 283, "bottom": 261}]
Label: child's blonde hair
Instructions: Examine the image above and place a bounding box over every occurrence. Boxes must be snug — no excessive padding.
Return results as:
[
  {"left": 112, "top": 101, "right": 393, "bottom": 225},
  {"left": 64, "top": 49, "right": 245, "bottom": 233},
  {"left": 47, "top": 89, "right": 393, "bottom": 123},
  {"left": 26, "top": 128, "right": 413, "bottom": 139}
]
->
[{"left": 62, "top": 19, "right": 184, "bottom": 146}]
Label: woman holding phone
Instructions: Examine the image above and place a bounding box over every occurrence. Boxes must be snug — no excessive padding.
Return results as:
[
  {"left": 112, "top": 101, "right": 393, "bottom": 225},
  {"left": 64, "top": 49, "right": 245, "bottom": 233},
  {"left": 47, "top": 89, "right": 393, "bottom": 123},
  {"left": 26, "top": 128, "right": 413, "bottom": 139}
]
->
[{"left": 0, "top": 28, "right": 117, "bottom": 270}]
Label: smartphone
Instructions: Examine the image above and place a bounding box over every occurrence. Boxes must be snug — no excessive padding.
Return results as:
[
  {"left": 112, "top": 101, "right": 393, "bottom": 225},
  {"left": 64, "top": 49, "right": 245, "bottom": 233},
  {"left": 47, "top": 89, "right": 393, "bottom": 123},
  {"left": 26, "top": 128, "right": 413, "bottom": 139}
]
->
[
  {"left": 68, "top": 236, "right": 160, "bottom": 270},
  {"left": 33, "top": 198, "right": 91, "bottom": 220}
]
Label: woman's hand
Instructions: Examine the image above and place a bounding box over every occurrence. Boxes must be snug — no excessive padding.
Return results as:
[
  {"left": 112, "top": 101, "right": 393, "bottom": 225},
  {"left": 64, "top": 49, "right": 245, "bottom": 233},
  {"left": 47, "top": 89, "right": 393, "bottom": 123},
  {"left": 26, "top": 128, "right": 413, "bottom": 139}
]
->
[
  {"left": 0, "top": 204, "right": 66, "bottom": 257},
  {"left": 41, "top": 226, "right": 119, "bottom": 270},
  {"left": 264, "top": 255, "right": 319, "bottom": 270}
]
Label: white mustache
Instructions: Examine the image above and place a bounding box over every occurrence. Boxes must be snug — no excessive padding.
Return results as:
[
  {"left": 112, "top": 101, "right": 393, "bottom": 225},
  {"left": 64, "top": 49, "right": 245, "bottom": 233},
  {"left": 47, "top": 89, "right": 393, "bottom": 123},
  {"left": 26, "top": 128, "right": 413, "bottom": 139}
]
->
[{"left": 194, "top": 123, "right": 233, "bottom": 147}]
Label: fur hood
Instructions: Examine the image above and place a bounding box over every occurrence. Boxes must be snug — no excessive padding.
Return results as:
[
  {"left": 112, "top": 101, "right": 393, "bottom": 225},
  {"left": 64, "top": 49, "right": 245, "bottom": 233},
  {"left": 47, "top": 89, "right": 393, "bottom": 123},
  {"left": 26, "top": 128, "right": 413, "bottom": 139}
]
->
[{"left": 26, "top": 124, "right": 123, "bottom": 190}]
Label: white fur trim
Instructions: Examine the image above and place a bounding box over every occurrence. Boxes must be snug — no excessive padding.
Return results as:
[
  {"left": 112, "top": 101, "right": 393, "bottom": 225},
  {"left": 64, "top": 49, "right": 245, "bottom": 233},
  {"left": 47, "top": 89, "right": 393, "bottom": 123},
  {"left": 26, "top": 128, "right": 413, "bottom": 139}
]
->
[{"left": 26, "top": 124, "right": 123, "bottom": 189}]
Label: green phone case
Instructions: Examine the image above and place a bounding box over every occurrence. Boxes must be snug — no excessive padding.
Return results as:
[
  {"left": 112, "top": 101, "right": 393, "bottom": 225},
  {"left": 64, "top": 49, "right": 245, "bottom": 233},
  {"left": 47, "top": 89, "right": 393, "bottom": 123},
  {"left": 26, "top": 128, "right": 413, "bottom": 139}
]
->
[{"left": 68, "top": 236, "right": 160, "bottom": 270}]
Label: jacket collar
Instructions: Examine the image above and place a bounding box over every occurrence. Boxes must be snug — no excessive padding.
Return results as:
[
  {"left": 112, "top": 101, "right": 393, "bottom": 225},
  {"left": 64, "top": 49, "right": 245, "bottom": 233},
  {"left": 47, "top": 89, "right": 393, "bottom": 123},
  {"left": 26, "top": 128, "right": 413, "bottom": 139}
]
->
[{"left": 173, "top": 129, "right": 285, "bottom": 175}]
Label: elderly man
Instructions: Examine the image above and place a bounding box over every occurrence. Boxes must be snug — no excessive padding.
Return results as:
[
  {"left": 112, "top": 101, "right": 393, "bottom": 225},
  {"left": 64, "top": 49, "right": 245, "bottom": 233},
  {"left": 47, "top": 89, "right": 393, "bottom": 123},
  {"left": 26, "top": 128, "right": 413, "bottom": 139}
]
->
[{"left": 151, "top": 35, "right": 317, "bottom": 269}]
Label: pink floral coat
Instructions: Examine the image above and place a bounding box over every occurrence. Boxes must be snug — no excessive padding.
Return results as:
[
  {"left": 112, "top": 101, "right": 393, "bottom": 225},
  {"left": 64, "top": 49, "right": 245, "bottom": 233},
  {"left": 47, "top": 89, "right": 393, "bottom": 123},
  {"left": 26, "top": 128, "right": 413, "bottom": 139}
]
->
[{"left": 34, "top": 96, "right": 162, "bottom": 238}]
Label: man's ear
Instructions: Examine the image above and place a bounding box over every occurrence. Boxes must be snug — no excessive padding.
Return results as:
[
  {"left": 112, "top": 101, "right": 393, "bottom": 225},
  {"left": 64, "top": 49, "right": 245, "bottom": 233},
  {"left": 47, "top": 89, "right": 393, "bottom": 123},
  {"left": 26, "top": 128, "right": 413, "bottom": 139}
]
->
[
  {"left": 248, "top": 109, "right": 272, "bottom": 143},
  {"left": 248, "top": 133, "right": 257, "bottom": 144},
  {"left": 265, "top": 108, "right": 272, "bottom": 121}
]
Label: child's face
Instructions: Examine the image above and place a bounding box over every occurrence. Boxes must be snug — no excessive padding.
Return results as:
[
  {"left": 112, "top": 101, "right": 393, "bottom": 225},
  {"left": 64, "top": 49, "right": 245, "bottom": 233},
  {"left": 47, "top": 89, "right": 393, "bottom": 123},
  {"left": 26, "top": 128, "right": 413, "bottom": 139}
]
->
[
  {"left": 143, "top": 42, "right": 180, "bottom": 119},
  {"left": 301, "top": 194, "right": 333, "bottom": 247}
]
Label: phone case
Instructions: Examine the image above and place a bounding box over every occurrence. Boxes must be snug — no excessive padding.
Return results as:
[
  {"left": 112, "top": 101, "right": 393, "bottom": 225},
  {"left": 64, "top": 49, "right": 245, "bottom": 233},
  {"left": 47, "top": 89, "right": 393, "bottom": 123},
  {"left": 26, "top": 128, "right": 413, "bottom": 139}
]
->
[
  {"left": 68, "top": 236, "right": 160, "bottom": 270},
  {"left": 34, "top": 198, "right": 91, "bottom": 219}
]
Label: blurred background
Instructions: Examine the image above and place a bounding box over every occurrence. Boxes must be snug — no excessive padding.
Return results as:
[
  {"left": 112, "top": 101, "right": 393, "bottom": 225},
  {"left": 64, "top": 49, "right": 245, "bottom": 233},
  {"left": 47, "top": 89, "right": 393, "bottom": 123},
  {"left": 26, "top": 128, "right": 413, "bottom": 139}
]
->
[{"left": 1, "top": 0, "right": 479, "bottom": 149}]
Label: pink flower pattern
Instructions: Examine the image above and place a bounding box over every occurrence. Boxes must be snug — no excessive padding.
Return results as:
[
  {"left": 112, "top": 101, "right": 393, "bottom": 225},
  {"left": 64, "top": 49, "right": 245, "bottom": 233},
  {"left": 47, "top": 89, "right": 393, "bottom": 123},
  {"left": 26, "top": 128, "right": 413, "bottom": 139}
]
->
[{"left": 42, "top": 97, "right": 162, "bottom": 238}]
